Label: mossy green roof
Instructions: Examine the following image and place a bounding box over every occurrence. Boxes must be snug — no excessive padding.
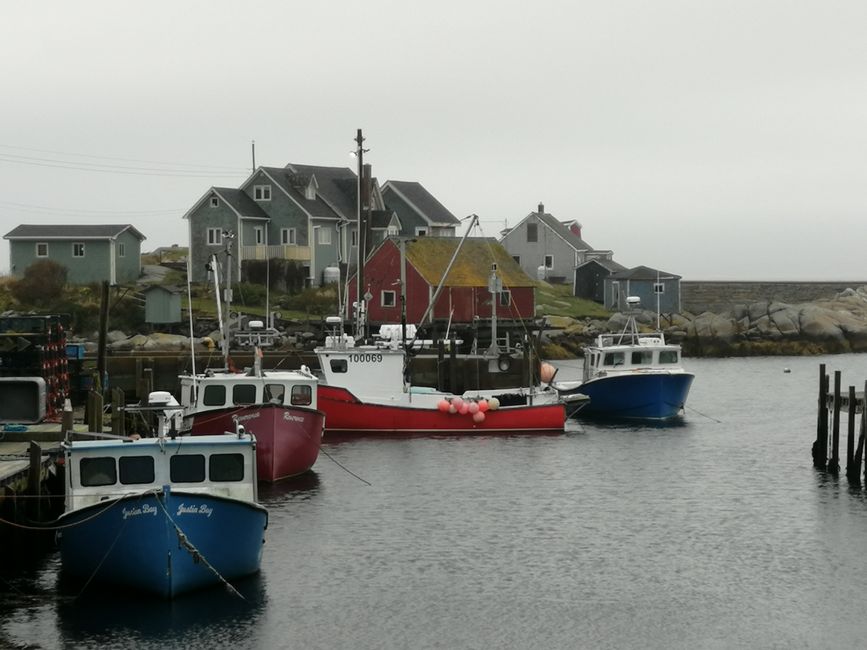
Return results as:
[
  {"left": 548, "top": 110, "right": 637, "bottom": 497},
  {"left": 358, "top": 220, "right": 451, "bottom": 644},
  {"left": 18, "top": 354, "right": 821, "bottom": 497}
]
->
[{"left": 405, "top": 237, "right": 534, "bottom": 287}]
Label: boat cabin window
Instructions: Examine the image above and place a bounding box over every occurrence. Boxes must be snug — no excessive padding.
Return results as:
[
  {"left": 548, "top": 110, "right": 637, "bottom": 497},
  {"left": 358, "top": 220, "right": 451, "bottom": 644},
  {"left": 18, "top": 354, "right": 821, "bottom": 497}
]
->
[
  {"left": 80, "top": 457, "right": 117, "bottom": 487},
  {"left": 119, "top": 456, "right": 155, "bottom": 485},
  {"left": 170, "top": 455, "right": 206, "bottom": 483},
  {"left": 330, "top": 359, "right": 347, "bottom": 373},
  {"left": 233, "top": 384, "right": 257, "bottom": 405},
  {"left": 631, "top": 350, "right": 653, "bottom": 365},
  {"left": 264, "top": 384, "right": 285, "bottom": 404},
  {"left": 659, "top": 350, "right": 679, "bottom": 364},
  {"left": 210, "top": 453, "right": 245, "bottom": 482},
  {"left": 291, "top": 384, "right": 313, "bottom": 406},
  {"left": 203, "top": 385, "right": 226, "bottom": 406},
  {"left": 603, "top": 352, "right": 625, "bottom": 367}
]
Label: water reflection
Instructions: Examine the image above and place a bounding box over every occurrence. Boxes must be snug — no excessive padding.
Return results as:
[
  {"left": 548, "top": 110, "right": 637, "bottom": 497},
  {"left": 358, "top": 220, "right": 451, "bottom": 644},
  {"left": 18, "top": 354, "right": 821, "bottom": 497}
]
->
[
  {"left": 258, "top": 470, "right": 321, "bottom": 505},
  {"left": 54, "top": 571, "right": 266, "bottom": 647}
]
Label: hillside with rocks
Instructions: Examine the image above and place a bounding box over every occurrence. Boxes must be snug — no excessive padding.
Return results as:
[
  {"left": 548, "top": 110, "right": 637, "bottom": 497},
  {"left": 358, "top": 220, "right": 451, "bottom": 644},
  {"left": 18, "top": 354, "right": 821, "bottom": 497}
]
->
[{"left": 542, "top": 286, "right": 867, "bottom": 358}]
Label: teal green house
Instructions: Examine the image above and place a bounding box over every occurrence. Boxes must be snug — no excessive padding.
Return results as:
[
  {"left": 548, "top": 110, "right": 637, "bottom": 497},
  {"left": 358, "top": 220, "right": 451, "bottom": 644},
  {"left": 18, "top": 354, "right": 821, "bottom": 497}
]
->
[{"left": 4, "top": 224, "right": 146, "bottom": 285}]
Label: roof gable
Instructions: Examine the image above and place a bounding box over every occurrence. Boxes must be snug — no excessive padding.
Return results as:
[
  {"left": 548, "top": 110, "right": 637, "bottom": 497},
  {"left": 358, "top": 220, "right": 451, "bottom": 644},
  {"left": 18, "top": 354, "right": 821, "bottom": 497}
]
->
[
  {"left": 610, "top": 265, "right": 681, "bottom": 280},
  {"left": 4, "top": 224, "right": 146, "bottom": 240},
  {"left": 382, "top": 181, "right": 460, "bottom": 226}
]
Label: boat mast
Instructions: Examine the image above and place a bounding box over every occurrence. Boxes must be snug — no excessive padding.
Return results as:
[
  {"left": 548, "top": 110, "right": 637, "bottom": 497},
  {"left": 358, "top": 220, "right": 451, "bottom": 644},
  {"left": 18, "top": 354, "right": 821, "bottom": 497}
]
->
[
  {"left": 208, "top": 253, "right": 228, "bottom": 368},
  {"left": 222, "top": 230, "right": 235, "bottom": 363},
  {"left": 354, "top": 129, "right": 369, "bottom": 341}
]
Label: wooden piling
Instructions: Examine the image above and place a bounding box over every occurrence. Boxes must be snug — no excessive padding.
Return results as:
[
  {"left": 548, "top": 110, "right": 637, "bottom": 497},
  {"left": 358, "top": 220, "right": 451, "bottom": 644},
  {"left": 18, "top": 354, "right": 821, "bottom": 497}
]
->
[
  {"left": 436, "top": 340, "right": 445, "bottom": 392},
  {"left": 111, "top": 387, "right": 125, "bottom": 436},
  {"left": 448, "top": 336, "right": 457, "bottom": 393},
  {"left": 846, "top": 385, "right": 857, "bottom": 480},
  {"left": 28, "top": 441, "right": 41, "bottom": 520},
  {"left": 813, "top": 364, "right": 828, "bottom": 468},
  {"left": 829, "top": 371, "right": 841, "bottom": 474}
]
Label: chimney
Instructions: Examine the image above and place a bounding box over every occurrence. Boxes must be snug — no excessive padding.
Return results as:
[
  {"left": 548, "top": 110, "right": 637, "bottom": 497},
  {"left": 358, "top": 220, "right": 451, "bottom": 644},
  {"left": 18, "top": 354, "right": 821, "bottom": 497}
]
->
[{"left": 538, "top": 202, "right": 544, "bottom": 215}]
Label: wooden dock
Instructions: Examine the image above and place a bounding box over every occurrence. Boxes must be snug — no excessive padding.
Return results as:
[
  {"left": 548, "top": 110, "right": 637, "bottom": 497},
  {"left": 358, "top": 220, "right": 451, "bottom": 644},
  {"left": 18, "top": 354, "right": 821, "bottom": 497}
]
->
[{"left": 812, "top": 363, "right": 867, "bottom": 481}]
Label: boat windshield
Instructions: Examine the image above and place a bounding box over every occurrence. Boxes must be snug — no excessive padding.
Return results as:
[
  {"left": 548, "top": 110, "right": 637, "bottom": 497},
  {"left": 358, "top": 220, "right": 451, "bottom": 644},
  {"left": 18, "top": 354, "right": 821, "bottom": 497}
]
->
[{"left": 659, "top": 350, "right": 679, "bottom": 364}]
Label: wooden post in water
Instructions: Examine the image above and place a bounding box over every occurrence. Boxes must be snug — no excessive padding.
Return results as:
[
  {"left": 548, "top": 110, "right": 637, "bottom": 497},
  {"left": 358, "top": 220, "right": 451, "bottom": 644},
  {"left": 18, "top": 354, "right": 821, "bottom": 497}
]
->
[
  {"left": 813, "top": 364, "right": 828, "bottom": 468},
  {"left": 448, "top": 336, "right": 457, "bottom": 393},
  {"left": 829, "top": 371, "right": 842, "bottom": 474},
  {"left": 436, "top": 339, "right": 445, "bottom": 392},
  {"left": 851, "top": 381, "right": 865, "bottom": 484},
  {"left": 846, "top": 385, "right": 857, "bottom": 479},
  {"left": 27, "top": 441, "right": 41, "bottom": 520}
]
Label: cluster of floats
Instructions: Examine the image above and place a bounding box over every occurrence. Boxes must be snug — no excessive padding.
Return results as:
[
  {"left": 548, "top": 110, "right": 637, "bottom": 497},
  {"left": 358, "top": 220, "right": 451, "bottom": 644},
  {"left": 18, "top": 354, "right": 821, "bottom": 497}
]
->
[{"left": 55, "top": 223, "right": 693, "bottom": 599}]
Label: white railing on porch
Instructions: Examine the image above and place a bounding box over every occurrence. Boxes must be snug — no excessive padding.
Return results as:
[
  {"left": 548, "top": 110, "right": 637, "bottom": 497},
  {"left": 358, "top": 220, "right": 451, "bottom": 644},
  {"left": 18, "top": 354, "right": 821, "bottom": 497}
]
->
[{"left": 240, "top": 244, "right": 311, "bottom": 261}]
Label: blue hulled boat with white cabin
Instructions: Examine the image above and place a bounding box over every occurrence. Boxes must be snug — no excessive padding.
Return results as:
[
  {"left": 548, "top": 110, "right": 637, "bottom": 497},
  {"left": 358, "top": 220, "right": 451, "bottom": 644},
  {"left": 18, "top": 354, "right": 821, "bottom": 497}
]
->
[
  {"left": 553, "top": 298, "right": 694, "bottom": 420},
  {"left": 56, "top": 429, "right": 268, "bottom": 598}
]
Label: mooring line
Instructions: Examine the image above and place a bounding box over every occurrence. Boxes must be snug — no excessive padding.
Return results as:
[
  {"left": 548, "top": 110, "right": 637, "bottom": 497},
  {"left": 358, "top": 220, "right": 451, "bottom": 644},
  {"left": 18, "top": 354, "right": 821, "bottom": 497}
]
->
[
  {"left": 685, "top": 405, "right": 723, "bottom": 423},
  {"left": 154, "top": 495, "right": 246, "bottom": 601},
  {"left": 317, "top": 447, "right": 372, "bottom": 486}
]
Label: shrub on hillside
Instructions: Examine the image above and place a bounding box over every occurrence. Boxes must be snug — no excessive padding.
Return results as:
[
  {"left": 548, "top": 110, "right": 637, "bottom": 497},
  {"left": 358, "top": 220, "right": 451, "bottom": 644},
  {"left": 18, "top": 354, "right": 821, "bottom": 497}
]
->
[{"left": 10, "top": 260, "right": 68, "bottom": 307}]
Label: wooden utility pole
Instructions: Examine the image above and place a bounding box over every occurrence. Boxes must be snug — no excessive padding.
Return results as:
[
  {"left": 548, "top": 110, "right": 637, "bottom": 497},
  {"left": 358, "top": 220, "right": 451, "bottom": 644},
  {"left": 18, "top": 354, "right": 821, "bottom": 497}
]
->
[{"left": 97, "top": 280, "right": 109, "bottom": 393}]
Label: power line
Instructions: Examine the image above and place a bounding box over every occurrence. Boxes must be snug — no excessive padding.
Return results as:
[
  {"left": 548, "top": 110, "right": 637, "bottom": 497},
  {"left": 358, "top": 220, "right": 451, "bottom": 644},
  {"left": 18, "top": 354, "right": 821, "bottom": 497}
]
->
[
  {"left": 0, "top": 200, "right": 182, "bottom": 216},
  {"left": 0, "top": 143, "right": 247, "bottom": 172},
  {"left": 0, "top": 152, "right": 246, "bottom": 178}
]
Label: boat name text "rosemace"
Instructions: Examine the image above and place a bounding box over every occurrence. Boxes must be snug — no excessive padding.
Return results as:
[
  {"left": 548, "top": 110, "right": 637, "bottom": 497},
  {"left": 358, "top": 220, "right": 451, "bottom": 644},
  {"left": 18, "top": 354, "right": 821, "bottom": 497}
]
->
[{"left": 348, "top": 353, "right": 384, "bottom": 363}]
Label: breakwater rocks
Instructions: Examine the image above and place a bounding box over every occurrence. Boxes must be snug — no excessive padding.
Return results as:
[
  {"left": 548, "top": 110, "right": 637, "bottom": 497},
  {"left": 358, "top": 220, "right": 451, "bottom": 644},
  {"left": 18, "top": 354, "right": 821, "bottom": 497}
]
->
[{"left": 542, "top": 286, "right": 867, "bottom": 358}]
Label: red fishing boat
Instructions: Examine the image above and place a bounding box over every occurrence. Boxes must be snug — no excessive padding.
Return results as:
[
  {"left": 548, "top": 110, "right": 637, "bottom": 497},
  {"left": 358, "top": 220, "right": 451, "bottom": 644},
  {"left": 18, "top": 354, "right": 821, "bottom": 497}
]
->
[{"left": 179, "top": 367, "right": 324, "bottom": 481}]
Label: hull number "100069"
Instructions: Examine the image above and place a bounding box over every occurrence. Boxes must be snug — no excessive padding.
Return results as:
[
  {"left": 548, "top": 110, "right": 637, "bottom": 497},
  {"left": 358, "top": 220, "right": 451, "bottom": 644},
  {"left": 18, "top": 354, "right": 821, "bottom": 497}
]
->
[{"left": 348, "top": 353, "right": 384, "bottom": 363}]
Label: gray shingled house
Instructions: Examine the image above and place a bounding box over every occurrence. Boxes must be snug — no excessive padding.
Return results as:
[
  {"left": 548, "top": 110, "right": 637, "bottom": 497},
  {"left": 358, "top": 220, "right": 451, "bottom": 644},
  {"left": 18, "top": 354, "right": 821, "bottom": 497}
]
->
[
  {"left": 381, "top": 180, "right": 461, "bottom": 237},
  {"left": 183, "top": 164, "right": 393, "bottom": 286},
  {"left": 574, "top": 258, "right": 627, "bottom": 303},
  {"left": 4, "top": 224, "right": 145, "bottom": 285},
  {"left": 499, "top": 204, "right": 612, "bottom": 283}
]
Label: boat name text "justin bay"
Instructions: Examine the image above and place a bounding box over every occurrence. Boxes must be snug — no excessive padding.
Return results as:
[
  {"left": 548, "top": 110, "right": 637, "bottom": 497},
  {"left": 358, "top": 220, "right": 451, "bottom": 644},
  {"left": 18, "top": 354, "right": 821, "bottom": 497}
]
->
[
  {"left": 348, "top": 353, "right": 383, "bottom": 363},
  {"left": 122, "top": 504, "right": 158, "bottom": 519},
  {"left": 177, "top": 503, "right": 214, "bottom": 517}
]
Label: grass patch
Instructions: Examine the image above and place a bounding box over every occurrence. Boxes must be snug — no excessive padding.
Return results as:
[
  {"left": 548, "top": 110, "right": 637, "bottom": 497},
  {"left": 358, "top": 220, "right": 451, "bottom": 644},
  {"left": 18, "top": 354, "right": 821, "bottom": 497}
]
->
[{"left": 535, "top": 282, "right": 610, "bottom": 319}]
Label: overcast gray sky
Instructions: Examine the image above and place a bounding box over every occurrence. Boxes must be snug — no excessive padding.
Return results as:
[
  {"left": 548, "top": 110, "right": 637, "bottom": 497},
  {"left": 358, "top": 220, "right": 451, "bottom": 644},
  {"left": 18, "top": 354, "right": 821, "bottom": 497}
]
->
[{"left": 2, "top": 0, "right": 865, "bottom": 281}]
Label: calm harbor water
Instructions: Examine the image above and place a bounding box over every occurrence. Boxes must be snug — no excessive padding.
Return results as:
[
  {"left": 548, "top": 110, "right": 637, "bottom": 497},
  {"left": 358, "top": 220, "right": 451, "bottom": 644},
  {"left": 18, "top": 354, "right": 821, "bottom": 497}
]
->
[{"left": 3, "top": 353, "right": 867, "bottom": 649}]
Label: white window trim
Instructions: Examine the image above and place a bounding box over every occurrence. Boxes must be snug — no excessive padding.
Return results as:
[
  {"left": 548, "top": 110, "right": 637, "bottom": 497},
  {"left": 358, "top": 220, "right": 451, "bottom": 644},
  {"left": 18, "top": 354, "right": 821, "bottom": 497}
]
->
[
  {"left": 254, "top": 226, "right": 264, "bottom": 245},
  {"left": 544, "top": 255, "right": 554, "bottom": 269},
  {"left": 387, "top": 225, "right": 399, "bottom": 236},
  {"left": 207, "top": 228, "right": 222, "bottom": 246},
  {"left": 381, "top": 290, "right": 396, "bottom": 307},
  {"left": 118, "top": 242, "right": 126, "bottom": 257},
  {"left": 318, "top": 228, "right": 332, "bottom": 245},
  {"left": 415, "top": 227, "right": 428, "bottom": 236},
  {"left": 72, "top": 242, "right": 85, "bottom": 258},
  {"left": 35, "top": 242, "right": 48, "bottom": 257},
  {"left": 254, "top": 185, "right": 272, "bottom": 201},
  {"left": 281, "top": 228, "right": 297, "bottom": 245},
  {"left": 500, "top": 290, "right": 512, "bottom": 306},
  {"left": 210, "top": 196, "right": 219, "bottom": 208},
  {"left": 653, "top": 282, "right": 665, "bottom": 294}
]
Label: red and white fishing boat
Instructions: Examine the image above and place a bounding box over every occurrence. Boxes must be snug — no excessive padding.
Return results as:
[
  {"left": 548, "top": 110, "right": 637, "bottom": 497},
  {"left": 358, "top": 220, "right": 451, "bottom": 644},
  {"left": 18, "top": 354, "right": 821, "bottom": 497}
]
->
[
  {"left": 178, "top": 363, "right": 324, "bottom": 481},
  {"left": 314, "top": 320, "right": 575, "bottom": 435},
  {"left": 175, "top": 250, "right": 324, "bottom": 481}
]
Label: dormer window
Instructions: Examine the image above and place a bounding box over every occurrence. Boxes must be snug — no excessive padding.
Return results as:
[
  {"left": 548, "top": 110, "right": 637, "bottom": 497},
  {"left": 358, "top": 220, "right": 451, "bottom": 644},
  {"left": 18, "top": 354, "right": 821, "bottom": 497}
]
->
[
  {"left": 305, "top": 182, "right": 316, "bottom": 200},
  {"left": 254, "top": 185, "right": 271, "bottom": 201},
  {"left": 210, "top": 196, "right": 219, "bottom": 208}
]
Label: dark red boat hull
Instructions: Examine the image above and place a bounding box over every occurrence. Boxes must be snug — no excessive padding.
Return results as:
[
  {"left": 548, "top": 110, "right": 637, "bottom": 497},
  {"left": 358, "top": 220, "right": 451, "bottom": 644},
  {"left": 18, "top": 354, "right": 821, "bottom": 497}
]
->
[{"left": 188, "top": 404, "right": 324, "bottom": 481}]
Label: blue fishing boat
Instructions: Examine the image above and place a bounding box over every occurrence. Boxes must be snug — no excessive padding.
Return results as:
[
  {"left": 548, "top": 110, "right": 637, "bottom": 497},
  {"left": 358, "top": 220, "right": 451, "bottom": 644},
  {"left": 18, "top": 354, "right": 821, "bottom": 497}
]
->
[
  {"left": 56, "top": 431, "right": 268, "bottom": 598},
  {"left": 553, "top": 300, "right": 694, "bottom": 420}
]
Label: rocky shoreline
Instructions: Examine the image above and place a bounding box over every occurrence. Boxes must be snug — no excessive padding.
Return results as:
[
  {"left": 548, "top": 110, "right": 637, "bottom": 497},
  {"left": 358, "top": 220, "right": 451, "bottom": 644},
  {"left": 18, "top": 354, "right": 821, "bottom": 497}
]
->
[{"left": 541, "top": 286, "right": 867, "bottom": 358}]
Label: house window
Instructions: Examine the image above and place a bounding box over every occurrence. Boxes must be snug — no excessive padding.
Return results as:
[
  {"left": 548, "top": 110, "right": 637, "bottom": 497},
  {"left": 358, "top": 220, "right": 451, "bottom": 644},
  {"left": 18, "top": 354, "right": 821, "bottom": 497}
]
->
[
  {"left": 544, "top": 255, "right": 553, "bottom": 269},
  {"left": 387, "top": 225, "right": 399, "bottom": 236},
  {"left": 254, "top": 185, "right": 271, "bottom": 201},
  {"left": 254, "top": 226, "right": 264, "bottom": 245},
  {"left": 118, "top": 243, "right": 125, "bottom": 257},
  {"left": 415, "top": 227, "right": 428, "bottom": 237},
  {"left": 351, "top": 230, "right": 358, "bottom": 246},
  {"left": 35, "top": 243, "right": 48, "bottom": 257},
  {"left": 512, "top": 255, "right": 520, "bottom": 265},
  {"left": 207, "top": 228, "right": 222, "bottom": 246},
  {"left": 381, "top": 290, "right": 396, "bottom": 307},
  {"left": 281, "top": 228, "right": 296, "bottom": 245},
  {"left": 527, "top": 222, "right": 538, "bottom": 242},
  {"left": 500, "top": 290, "right": 511, "bottom": 306},
  {"left": 611, "top": 281, "right": 620, "bottom": 307},
  {"left": 72, "top": 242, "right": 85, "bottom": 258},
  {"left": 653, "top": 282, "right": 665, "bottom": 294},
  {"left": 305, "top": 183, "right": 316, "bottom": 200},
  {"left": 318, "top": 228, "right": 331, "bottom": 245},
  {"left": 210, "top": 196, "right": 219, "bottom": 208}
]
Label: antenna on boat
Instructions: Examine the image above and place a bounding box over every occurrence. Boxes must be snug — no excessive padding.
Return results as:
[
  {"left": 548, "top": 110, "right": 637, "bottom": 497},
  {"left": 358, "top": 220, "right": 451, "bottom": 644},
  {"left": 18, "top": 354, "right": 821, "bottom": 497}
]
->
[{"left": 353, "top": 128, "right": 370, "bottom": 342}]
